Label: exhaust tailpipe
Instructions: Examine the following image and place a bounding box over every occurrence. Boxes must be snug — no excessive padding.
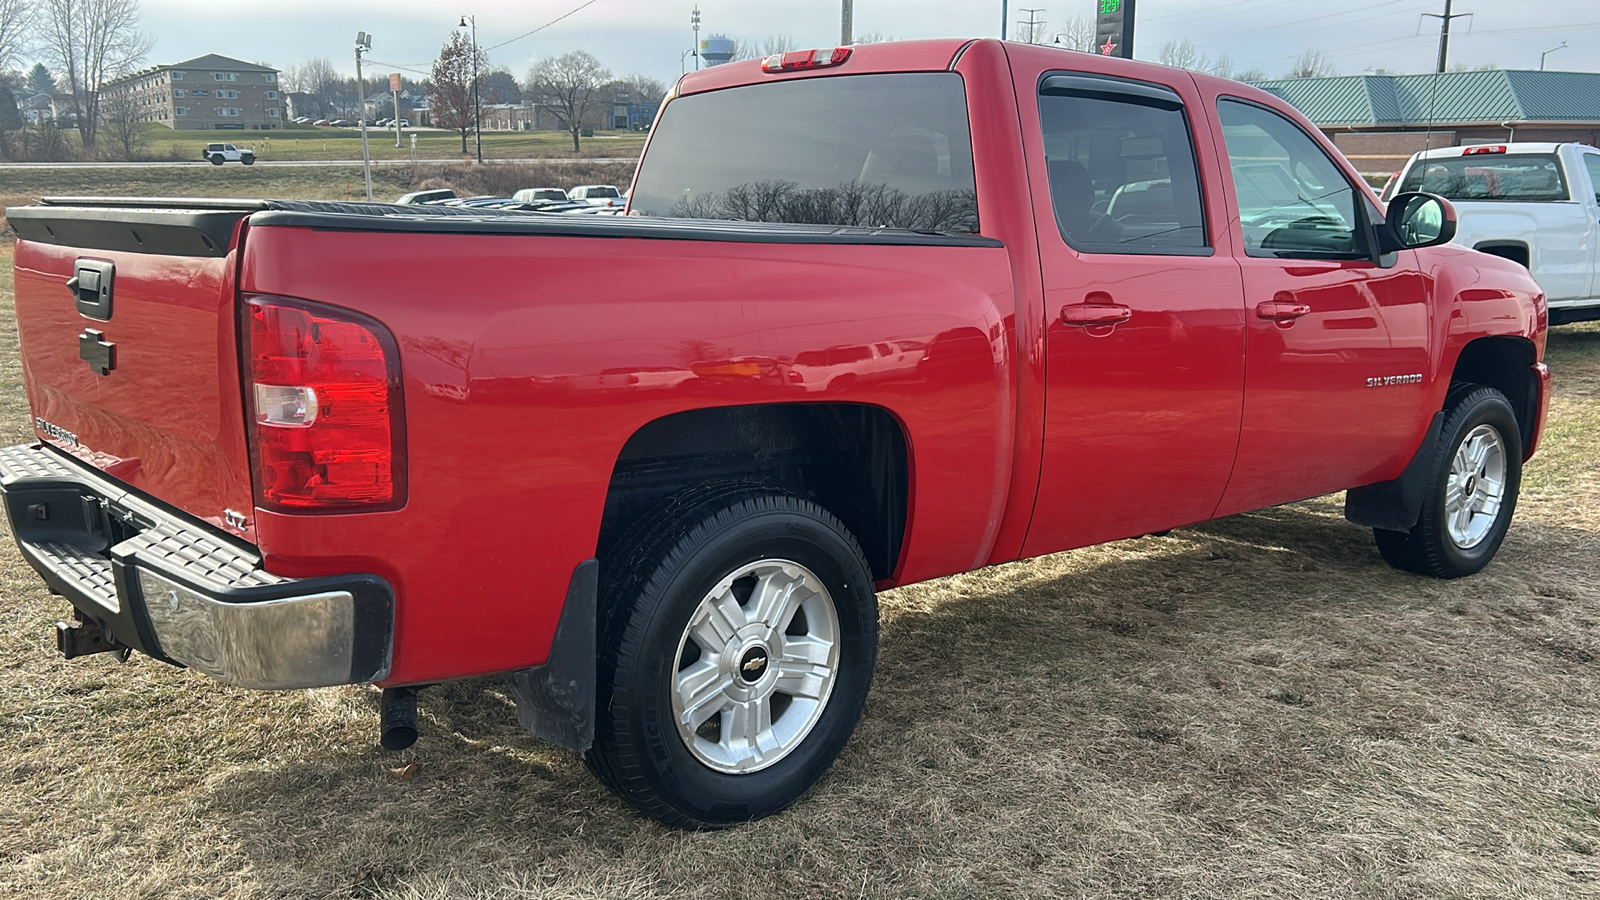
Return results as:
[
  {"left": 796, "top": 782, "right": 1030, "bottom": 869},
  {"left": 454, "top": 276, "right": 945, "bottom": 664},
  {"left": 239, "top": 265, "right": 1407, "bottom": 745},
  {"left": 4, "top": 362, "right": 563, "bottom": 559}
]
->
[{"left": 379, "top": 686, "right": 419, "bottom": 750}]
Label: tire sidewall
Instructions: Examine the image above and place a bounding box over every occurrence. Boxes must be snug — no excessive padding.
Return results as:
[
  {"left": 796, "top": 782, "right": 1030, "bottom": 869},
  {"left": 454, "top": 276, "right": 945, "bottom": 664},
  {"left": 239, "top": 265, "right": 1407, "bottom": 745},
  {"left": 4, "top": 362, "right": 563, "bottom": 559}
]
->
[
  {"left": 617, "top": 504, "right": 877, "bottom": 825},
  {"left": 1427, "top": 391, "right": 1522, "bottom": 572}
]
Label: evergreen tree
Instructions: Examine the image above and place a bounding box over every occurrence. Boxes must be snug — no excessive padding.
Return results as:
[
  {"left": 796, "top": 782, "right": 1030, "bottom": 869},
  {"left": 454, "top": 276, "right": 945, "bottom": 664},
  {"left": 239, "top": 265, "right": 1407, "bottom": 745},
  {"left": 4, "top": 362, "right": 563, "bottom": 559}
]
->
[
  {"left": 0, "top": 83, "right": 20, "bottom": 132},
  {"left": 26, "top": 62, "right": 53, "bottom": 96}
]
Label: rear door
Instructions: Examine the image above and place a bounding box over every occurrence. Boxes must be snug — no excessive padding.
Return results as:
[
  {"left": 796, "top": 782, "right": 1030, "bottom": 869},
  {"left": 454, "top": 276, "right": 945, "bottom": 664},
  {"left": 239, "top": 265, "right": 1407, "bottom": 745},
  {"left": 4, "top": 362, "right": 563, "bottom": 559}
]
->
[
  {"left": 8, "top": 203, "right": 258, "bottom": 535},
  {"left": 1581, "top": 150, "right": 1600, "bottom": 300},
  {"left": 1017, "top": 67, "right": 1248, "bottom": 556}
]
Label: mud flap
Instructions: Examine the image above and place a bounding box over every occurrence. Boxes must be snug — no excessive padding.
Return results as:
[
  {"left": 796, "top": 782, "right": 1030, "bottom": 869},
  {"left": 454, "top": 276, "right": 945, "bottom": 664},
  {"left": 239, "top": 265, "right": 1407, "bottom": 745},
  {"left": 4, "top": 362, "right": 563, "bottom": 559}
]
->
[
  {"left": 505, "top": 559, "right": 596, "bottom": 753},
  {"left": 1344, "top": 411, "right": 1446, "bottom": 533}
]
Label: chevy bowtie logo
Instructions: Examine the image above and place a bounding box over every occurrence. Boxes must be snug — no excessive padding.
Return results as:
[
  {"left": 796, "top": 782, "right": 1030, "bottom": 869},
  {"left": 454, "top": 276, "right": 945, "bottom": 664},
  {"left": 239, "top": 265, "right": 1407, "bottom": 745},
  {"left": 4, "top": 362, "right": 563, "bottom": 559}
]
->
[{"left": 79, "top": 329, "right": 116, "bottom": 376}]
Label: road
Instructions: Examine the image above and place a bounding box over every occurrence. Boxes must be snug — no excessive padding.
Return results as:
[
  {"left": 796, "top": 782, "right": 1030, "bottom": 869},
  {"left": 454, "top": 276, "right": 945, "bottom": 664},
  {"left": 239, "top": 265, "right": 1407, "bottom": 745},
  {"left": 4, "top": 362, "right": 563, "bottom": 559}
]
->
[{"left": 0, "top": 158, "right": 639, "bottom": 169}]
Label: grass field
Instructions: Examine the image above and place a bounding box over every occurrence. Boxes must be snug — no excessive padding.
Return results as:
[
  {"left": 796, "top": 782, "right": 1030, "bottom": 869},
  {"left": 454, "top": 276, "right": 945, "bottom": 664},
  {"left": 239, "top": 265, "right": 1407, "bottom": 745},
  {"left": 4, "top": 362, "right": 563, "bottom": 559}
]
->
[{"left": 0, "top": 212, "right": 1598, "bottom": 897}]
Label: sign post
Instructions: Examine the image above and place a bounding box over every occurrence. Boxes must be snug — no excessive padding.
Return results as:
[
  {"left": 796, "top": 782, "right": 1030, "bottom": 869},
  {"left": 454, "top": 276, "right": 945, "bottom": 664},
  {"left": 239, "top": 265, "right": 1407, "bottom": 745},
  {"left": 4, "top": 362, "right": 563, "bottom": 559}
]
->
[
  {"left": 391, "top": 73, "right": 402, "bottom": 148},
  {"left": 1094, "top": 0, "right": 1136, "bottom": 59}
]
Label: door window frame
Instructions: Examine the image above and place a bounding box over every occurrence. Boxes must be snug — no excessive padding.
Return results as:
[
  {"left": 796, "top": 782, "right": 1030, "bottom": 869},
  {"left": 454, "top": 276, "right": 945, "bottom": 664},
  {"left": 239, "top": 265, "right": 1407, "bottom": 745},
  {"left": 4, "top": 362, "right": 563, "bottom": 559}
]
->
[
  {"left": 1037, "top": 71, "right": 1215, "bottom": 258},
  {"left": 1214, "top": 95, "right": 1383, "bottom": 263}
]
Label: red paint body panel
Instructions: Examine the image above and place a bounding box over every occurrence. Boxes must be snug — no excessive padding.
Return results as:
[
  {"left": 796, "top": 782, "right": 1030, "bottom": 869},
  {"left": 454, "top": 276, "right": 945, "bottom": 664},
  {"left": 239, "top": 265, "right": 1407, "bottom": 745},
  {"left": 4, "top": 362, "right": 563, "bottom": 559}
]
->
[
  {"left": 12, "top": 239, "right": 256, "bottom": 536},
  {"left": 10, "top": 42, "right": 1552, "bottom": 689},
  {"left": 239, "top": 226, "right": 1016, "bottom": 683}
]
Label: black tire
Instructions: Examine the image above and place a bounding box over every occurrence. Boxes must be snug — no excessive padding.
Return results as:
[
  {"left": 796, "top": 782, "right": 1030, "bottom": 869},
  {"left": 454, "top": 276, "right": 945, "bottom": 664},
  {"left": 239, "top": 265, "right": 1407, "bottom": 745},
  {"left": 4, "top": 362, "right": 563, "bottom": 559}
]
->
[
  {"left": 241, "top": 156, "right": 254, "bottom": 166},
  {"left": 208, "top": 155, "right": 223, "bottom": 165},
  {"left": 587, "top": 492, "right": 878, "bottom": 829},
  {"left": 1374, "top": 385, "right": 1522, "bottom": 578}
]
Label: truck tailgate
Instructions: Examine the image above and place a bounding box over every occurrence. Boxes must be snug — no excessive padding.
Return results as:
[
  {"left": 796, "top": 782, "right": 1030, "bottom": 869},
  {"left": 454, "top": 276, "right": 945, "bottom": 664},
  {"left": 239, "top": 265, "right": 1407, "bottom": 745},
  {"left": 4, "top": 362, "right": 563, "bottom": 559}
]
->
[{"left": 8, "top": 202, "right": 258, "bottom": 534}]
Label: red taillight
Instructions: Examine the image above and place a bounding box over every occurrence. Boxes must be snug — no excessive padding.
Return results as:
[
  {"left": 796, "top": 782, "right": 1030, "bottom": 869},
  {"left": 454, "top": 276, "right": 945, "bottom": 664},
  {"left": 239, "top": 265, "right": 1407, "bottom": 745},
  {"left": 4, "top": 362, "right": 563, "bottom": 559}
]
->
[
  {"left": 761, "top": 47, "right": 851, "bottom": 73},
  {"left": 1463, "top": 145, "right": 1507, "bottom": 155},
  {"left": 243, "top": 295, "right": 406, "bottom": 512}
]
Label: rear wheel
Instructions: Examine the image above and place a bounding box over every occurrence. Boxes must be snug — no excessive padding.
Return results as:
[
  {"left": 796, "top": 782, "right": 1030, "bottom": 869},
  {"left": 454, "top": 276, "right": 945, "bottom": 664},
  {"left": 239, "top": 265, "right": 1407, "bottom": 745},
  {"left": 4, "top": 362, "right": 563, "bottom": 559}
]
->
[
  {"left": 208, "top": 155, "right": 223, "bottom": 165},
  {"left": 1374, "top": 386, "right": 1522, "bottom": 578},
  {"left": 587, "top": 492, "right": 878, "bottom": 828}
]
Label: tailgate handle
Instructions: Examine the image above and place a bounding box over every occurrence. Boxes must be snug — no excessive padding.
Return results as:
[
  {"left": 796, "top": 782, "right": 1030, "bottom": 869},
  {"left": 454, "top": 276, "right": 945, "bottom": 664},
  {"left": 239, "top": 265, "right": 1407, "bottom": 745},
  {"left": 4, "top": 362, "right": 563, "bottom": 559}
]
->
[{"left": 67, "top": 259, "right": 115, "bottom": 321}]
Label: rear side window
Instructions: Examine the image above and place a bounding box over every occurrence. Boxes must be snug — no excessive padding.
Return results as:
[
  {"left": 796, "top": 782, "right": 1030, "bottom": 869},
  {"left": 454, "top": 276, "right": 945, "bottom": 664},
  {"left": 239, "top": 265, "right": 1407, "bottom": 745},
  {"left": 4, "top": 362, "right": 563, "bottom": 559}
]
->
[
  {"left": 1585, "top": 154, "right": 1600, "bottom": 205},
  {"left": 1038, "top": 76, "right": 1208, "bottom": 254},
  {"left": 1398, "top": 153, "right": 1569, "bottom": 201},
  {"left": 630, "top": 73, "right": 978, "bottom": 232}
]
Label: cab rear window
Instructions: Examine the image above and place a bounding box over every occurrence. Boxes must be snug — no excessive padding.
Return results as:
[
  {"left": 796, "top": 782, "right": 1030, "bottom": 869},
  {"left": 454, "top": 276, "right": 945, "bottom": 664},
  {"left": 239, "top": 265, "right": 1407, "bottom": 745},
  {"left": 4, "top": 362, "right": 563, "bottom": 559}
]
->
[
  {"left": 1397, "top": 153, "right": 1569, "bottom": 201},
  {"left": 630, "top": 73, "right": 979, "bottom": 232}
]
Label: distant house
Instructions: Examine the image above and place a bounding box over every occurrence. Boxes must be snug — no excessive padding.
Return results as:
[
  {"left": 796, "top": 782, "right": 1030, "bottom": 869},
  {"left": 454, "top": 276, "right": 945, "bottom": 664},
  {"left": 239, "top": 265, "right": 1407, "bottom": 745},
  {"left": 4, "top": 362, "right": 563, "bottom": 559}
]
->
[
  {"left": 1246, "top": 69, "right": 1600, "bottom": 175},
  {"left": 20, "top": 92, "right": 77, "bottom": 126},
  {"left": 97, "top": 54, "right": 283, "bottom": 131}
]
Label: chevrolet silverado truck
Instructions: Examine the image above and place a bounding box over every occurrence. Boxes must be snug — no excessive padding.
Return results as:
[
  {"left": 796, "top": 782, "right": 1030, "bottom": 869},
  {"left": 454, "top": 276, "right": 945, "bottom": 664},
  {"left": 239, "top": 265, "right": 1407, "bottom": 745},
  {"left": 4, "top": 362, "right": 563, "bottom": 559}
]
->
[
  {"left": 4, "top": 40, "right": 1550, "bottom": 829},
  {"left": 1386, "top": 142, "right": 1600, "bottom": 325}
]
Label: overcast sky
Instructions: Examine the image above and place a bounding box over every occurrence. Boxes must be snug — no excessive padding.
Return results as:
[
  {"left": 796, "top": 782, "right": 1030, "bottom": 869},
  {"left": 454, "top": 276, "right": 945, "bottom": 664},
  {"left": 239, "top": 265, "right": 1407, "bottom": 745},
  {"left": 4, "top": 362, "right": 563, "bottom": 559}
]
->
[{"left": 126, "top": 0, "right": 1600, "bottom": 86}]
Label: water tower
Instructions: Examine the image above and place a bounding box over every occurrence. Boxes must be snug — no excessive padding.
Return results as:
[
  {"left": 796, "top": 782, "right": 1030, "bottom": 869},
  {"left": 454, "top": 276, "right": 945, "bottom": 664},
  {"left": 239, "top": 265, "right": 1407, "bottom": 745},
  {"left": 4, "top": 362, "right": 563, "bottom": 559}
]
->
[{"left": 699, "top": 35, "right": 736, "bottom": 66}]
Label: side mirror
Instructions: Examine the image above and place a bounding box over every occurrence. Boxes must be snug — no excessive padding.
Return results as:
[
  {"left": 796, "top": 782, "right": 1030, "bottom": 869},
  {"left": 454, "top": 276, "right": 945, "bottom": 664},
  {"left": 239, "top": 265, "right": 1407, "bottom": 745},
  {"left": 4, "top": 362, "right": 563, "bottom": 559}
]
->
[{"left": 1380, "top": 191, "right": 1457, "bottom": 252}]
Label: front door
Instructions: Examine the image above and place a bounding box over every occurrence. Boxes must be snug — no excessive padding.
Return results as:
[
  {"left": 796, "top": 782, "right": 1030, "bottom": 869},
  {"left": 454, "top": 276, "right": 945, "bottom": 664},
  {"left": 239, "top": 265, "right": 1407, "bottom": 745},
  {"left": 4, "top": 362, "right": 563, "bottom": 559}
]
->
[
  {"left": 1020, "top": 72, "right": 1247, "bottom": 557},
  {"left": 1206, "top": 97, "right": 1433, "bottom": 516}
]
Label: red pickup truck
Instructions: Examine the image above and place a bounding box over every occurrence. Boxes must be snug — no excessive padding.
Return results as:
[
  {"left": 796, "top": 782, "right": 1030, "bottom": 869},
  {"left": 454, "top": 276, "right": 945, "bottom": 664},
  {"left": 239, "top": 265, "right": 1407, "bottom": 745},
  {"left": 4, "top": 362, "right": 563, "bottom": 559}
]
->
[{"left": 3, "top": 40, "right": 1549, "bottom": 828}]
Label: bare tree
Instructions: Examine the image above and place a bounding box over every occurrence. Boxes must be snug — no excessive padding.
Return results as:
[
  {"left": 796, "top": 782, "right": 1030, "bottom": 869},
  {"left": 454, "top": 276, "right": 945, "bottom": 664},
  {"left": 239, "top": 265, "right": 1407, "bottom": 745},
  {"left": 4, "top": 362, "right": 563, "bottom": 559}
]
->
[
  {"left": 1287, "top": 49, "right": 1335, "bottom": 78},
  {"left": 284, "top": 57, "right": 340, "bottom": 118},
  {"left": 1160, "top": 39, "right": 1211, "bottom": 72},
  {"left": 429, "top": 30, "right": 485, "bottom": 154},
  {"left": 1236, "top": 68, "right": 1267, "bottom": 82},
  {"left": 96, "top": 75, "right": 144, "bottom": 159},
  {"left": 0, "top": 0, "right": 33, "bottom": 72},
  {"left": 526, "top": 50, "right": 611, "bottom": 153},
  {"left": 1051, "top": 15, "right": 1095, "bottom": 52},
  {"left": 37, "top": 0, "right": 151, "bottom": 147},
  {"left": 1209, "top": 55, "right": 1235, "bottom": 80},
  {"left": 853, "top": 32, "right": 895, "bottom": 44},
  {"left": 617, "top": 72, "right": 666, "bottom": 127},
  {"left": 761, "top": 34, "right": 796, "bottom": 56}
]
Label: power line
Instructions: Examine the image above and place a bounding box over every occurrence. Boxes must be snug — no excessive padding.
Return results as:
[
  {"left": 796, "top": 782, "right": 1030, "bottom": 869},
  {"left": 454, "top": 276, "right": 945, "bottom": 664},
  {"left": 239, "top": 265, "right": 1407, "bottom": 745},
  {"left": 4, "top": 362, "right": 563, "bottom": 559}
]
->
[
  {"left": 485, "top": 0, "right": 601, "bottom": 52},
  {"left": 1204, "top": 0, "right": 1418, "bottom": 42}
]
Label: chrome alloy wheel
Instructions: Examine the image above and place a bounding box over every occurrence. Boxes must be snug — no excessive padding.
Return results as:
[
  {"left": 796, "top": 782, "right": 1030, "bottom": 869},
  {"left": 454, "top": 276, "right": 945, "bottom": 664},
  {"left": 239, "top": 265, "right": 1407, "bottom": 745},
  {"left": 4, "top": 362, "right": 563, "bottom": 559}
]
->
[
  {"left": 670, "top": 559, "right": 841, "bottom": 775},
  {"left": 1446, "top": 423, "right": 1507, "bottom": 550}
]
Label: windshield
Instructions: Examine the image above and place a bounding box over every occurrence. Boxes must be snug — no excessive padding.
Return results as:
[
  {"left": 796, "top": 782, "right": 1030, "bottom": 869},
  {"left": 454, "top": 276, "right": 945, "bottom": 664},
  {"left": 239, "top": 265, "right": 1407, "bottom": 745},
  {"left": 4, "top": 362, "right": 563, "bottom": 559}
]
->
[
  {"left": 1398, "top": 153, "right": 1569, "bottom": 202},
  {"left": 631, "top": 72, "right": 979, "bottom": 232}
]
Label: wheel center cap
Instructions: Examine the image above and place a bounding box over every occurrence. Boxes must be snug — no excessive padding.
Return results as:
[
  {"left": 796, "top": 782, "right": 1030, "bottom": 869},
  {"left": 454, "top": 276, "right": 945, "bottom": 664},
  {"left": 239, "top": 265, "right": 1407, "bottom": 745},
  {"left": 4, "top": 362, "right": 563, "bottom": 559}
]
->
[
  {"left": 1464, "top": 475, "right": 1477, "bottom": 495},
  {"left": 738, "top": 646, "right": 770, "bottom": 683}
]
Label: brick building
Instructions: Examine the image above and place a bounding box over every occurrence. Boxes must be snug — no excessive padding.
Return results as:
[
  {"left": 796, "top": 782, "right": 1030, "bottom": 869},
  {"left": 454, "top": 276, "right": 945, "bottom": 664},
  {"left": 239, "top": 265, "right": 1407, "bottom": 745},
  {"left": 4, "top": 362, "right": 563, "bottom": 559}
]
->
[
  {"left": 1246, "top": 70, "right": 1600, "bottom": 175},
  {"left": 98, "top": 54, "right": 283, "bottom": 131}
]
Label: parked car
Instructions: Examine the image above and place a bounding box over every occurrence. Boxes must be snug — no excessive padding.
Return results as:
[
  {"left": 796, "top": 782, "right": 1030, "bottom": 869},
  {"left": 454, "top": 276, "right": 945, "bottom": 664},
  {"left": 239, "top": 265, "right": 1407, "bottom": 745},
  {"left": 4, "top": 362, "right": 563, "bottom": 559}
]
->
[
  {"left": 1390, "top": 142, "right": 1600, "bottom": 324},
  {"left": 394, "top": 188, "right": 457, "bottom": 205},
  {"left": 329, "top": 119, "right": 351, "bottom": 127},
  {"left": 389, "top": 118, "right": 410, "bottom": 129},
  {"left": 291, "top": 116, "right": 311, "bottom": 125},
  {"left": 513, "top": 188, "right": 571, "bottom": 204},
  {"left": 376, "top": 118, "right": 393, "bottom": 128},
  {"left": 202, "top": 142, "right": 254, "bottom": 166},
  {"left": 312, "top": 119, "right": 332, "bottom": 126},
  {"left": 5, "top": 39, "right": 1550, "bottom": 831},
  {"left": 568, "top": 184, "right": 625, "bottom": 207}
]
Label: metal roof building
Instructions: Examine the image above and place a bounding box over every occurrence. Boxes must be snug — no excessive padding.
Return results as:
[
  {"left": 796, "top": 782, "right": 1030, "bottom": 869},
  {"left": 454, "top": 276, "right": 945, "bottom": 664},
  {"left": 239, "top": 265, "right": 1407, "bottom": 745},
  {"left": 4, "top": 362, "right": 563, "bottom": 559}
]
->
[{"left": 1244, "top": 70, "right": 1600, "bottom": 175}]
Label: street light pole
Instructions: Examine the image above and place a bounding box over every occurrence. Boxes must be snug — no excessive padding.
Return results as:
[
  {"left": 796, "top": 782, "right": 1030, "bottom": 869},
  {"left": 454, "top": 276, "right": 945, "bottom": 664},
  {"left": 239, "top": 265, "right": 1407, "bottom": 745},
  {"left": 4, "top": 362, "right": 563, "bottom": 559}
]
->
[
  {"left": 354, "top": 31, "right": 373, "bottom": 201},
  {"left": 459, "top": 15, "right": 481, "bottom": 163},
  {"left": 1540, "top": 41, "right": 1567, "bottom": 70}
]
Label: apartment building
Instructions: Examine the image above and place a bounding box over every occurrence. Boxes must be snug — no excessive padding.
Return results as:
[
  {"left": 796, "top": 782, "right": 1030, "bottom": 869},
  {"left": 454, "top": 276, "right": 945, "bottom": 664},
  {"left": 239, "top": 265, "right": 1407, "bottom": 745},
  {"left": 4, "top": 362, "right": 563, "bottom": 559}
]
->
[{"left": 98, "top": 54, "right": 283, "bottom": 131}]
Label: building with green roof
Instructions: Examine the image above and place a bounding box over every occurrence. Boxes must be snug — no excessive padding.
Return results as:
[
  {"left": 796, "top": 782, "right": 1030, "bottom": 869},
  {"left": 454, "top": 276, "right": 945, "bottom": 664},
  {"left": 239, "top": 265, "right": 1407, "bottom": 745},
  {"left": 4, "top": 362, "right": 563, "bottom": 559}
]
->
[{"left": 1245, "top": 70, "right": 1600, "bottom": 175}]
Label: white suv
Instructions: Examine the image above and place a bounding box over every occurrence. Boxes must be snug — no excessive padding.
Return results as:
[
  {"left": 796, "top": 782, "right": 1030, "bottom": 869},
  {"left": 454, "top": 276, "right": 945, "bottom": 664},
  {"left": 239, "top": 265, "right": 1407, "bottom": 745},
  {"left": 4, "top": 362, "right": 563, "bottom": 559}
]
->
[
  {"left": 569, "top": 185, "right": 625, "bottom": 207},
  {"left": 203, "top": 143, "right": 255, "bottom": 166}
]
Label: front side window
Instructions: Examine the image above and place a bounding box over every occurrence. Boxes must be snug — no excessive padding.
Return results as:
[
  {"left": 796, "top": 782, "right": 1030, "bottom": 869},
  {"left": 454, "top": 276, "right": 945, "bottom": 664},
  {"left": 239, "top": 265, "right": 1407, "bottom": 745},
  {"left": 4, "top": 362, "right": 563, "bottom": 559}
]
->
[
  {"left": 1398, "top": 152, "right": 1569, "bottom": 202},
  {"left": 1585, "top": 154, "right": 1600, "bottom": 205},
  {"left": 1038, "top": 76, "right": 1208, "bottom": 254},
  {"left": 1217, "top": 99, "right": 1366, "bottom": 259},
  {"left": 631, "top": 73, "right": 978, "bottom": 232}
]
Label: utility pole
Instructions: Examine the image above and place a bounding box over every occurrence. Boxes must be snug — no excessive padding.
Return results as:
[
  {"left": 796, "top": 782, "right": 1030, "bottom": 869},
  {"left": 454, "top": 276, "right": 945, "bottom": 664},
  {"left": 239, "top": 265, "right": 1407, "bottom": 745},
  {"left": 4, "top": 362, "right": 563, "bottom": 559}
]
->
[
  {"left": 1018, "top": 7, "right": 1045, "bottom": 44},
  {"left": 354, "top": 31, "right": 373, "bottom": 201},
  {"left": 1422, "top": 0, "right": 1471, "bottom": 74},
  {"left": 842, "top": 0, "right": 853, "bottom": 45},
  {"left": 692, "top": 6, "right": 701, "bottom": 70},
  {"left": 1001, "top": 0, "right": 1008, "bottom": 40}
]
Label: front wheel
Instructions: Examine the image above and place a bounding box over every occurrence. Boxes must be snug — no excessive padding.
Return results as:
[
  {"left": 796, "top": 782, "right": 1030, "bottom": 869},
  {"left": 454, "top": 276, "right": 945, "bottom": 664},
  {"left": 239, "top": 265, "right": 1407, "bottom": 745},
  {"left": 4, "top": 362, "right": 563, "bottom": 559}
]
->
[
  {"left": 587, "top": 493, "right": 878, "bottom": 828},
  {"left": 1374, "top": 385, "right": 1522, "bottom": 578},
  {"left": 241, "top": 156, "right": 254, "bottom": 166}
]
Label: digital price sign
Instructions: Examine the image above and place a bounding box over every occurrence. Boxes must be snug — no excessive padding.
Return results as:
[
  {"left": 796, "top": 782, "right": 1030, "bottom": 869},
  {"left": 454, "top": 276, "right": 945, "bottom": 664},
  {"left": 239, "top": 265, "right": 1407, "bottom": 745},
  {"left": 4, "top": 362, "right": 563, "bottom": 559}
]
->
[{"left": 1095, "top": 0, "right": 1135, "bottom": 58}]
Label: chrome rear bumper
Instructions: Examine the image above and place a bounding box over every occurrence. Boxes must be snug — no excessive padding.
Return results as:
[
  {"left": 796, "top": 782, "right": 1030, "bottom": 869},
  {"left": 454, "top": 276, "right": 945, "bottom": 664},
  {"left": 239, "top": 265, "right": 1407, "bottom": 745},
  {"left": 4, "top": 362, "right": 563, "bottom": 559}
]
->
[{"left": 0, "top": 443, "right": 392, "bottom": 689}]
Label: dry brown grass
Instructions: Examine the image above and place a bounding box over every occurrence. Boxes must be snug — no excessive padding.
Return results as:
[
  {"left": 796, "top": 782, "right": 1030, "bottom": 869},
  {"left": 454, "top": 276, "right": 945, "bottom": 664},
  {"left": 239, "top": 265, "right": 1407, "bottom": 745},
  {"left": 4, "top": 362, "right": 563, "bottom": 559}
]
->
[{"left": 0, "top": 242, "right": 1597, "bottom": 898}]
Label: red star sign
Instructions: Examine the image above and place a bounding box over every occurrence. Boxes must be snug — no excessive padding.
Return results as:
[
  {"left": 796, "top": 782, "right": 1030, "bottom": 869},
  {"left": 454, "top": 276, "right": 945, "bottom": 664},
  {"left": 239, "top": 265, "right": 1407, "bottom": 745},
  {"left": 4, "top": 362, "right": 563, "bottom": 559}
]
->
[{"left": 1100, "top": 36, "right": 1118, "bottom": 55}]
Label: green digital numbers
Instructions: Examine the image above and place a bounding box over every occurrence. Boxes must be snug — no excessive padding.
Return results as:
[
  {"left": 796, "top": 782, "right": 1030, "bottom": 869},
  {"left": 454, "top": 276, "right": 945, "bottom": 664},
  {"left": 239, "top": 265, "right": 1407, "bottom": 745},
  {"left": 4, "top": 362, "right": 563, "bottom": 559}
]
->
[{"left": 1099, "top": 0, "right": 1121, "bottom": 14}]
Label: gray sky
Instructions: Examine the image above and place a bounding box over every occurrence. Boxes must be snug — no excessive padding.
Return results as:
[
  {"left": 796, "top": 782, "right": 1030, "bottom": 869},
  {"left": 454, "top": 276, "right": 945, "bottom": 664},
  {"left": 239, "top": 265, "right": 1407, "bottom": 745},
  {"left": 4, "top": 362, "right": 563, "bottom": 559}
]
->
[{"left": 133, "top": 0, "right": 1600, "bottom": 86}]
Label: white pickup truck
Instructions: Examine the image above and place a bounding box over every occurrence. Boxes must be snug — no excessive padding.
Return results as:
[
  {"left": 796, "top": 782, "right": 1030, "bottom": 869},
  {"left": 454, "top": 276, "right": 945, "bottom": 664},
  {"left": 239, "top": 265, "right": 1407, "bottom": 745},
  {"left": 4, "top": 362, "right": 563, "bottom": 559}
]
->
[
  {"left": 1385, "top": 142, "right": 1600, "bottom": 325},
  {"left": 202, "top": 142, "right": 256, "bottom": 166}
]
